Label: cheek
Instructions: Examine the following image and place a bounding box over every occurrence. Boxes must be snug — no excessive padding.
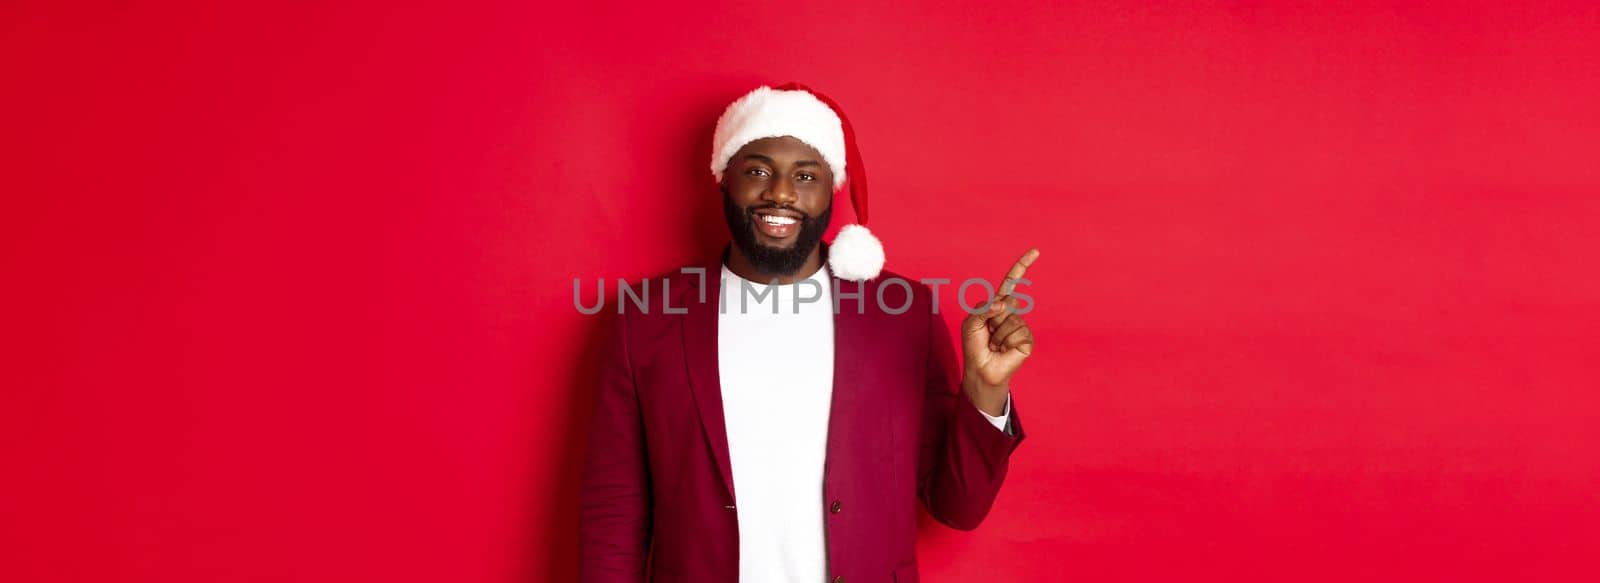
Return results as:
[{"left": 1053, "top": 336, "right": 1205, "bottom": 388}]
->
[
  {"left": 724, "top": 182, "right": 760, "bottom": 204},
  {"left": 801, "top": 187, "right": 832, "bottom": 212}
]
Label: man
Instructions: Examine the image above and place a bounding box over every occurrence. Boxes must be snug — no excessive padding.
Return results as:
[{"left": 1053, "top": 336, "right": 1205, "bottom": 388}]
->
[{"left": 579, "top": 83, "right": 1039, "bottom": 583}]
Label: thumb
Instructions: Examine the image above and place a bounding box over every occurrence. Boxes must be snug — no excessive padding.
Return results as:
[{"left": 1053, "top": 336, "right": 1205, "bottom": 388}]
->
[{"left": 962, "top": 301, "right": 1005, "bottom": 336}]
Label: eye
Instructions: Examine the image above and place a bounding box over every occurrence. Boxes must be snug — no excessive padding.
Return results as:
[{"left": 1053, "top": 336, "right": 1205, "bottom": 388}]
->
[
  {"left": 797, "top": 172, "right": 815, "bottom": 182},
  {"left": 745, "top": 167, "right": 770, "bottom": 177}
]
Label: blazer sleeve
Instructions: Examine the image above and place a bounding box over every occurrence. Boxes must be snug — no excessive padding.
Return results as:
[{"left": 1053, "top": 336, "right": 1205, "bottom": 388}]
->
[
  {"left": 916, "top": 295, "right": 1027, "bottom": 531},
  {"left": 578, "top": 311, "right": 653, "bottom": 582}
]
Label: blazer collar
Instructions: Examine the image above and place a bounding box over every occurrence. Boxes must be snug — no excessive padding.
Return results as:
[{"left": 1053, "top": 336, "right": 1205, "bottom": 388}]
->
[{"left": 680, "top": 243, "right": 866, "bottom": 501}]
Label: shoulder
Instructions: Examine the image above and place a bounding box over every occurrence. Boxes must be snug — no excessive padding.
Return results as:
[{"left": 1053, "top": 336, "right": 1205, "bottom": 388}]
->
[
  {"left": 596, "top": 266, "right": 709, "bottom": 327},
  {"left": 830, "top": 270, "right": 943, "bottom": 333}
]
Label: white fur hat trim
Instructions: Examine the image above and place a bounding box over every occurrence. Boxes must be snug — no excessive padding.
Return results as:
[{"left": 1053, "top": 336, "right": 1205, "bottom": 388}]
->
[{"left": 710, "top": 86, "right": 847, "bottom": 189}]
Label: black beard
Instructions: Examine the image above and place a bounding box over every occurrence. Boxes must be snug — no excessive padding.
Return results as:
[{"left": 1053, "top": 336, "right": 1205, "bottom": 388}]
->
[{"left": 722, "top": 189, "right": 833, "bottom": 277}]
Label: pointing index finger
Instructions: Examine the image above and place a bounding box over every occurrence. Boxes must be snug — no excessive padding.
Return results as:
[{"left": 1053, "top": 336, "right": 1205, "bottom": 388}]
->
[{"left": 999, "top": 248, "right": 1041, "bottom": 296}]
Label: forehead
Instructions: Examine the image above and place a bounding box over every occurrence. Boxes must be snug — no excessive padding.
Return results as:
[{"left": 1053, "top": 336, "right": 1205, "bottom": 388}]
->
[{"left": 732, "top": 136, "right": 825, "bottom": 163}]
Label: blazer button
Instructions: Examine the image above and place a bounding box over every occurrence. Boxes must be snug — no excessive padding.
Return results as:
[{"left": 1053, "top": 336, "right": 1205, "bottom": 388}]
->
[
  {"left": 831, "top": 576, "right": 843, "bottom": 583},
  {"left": 830, "top": 500, "right": 842, "bottom": 514}
]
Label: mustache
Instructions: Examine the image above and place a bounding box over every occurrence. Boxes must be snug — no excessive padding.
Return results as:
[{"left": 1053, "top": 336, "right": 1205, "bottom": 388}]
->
[{"left": 744, "top": 203, "right": 813, "bottom": 219}]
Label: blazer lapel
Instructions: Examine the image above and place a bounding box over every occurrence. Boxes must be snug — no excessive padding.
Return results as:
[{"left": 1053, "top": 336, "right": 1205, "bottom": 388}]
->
[
  {"left": 682, "top": 255, "right": 737, "bottom": 501},
  {"left": 824, "top": 274, "right": 867, "bottom": 482},
  {"left": 682, "top": 249, "right": 868, "bottom": 499}
]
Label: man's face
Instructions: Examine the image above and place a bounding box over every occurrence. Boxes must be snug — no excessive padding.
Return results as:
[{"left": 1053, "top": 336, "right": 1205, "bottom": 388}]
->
[{"left": 721, "top": 136, "right": 834, "bottom": 275}]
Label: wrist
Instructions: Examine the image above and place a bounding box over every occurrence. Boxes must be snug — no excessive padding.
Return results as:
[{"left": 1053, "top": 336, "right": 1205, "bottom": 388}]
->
[{"left": 962, "top": 376, "right": 1009, "bottom": 416}]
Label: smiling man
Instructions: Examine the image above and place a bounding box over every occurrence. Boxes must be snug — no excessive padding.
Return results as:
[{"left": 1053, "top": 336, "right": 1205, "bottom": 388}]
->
[
  {"left": 579, "top": 83, "right": 1038, "bottom": 583},
  {"left": 721, "top": 135, "right": 834, "bottom": 281}
]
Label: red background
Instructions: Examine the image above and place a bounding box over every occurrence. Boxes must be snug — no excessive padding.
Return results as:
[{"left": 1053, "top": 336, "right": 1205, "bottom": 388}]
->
[{"left": 4, "top": 1, "right": 1598, "bottom": 581}]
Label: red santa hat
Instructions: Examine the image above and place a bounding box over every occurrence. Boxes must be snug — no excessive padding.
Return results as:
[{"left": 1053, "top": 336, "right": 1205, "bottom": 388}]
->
[{"left": 710, "top": 82, "right": 885, "bottom": 281}]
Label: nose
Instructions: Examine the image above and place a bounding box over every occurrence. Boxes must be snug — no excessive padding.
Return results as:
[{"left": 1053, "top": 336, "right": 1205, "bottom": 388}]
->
[{"left": 761, "top": 174, "right": 798, "bottom": 206}]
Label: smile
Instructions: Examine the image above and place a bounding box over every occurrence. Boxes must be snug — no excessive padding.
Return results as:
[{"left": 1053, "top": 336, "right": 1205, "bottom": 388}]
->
[{"left": 752, "top": 210, "right": 802, "bottom": 239}]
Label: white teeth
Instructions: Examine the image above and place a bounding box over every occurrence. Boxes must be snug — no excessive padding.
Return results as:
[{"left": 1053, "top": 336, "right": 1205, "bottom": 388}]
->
[{"left": 762, "top": 215, "right": 797, "bottom": 226}]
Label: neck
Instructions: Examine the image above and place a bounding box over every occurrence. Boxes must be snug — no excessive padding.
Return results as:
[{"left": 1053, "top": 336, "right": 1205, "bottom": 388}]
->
[{"left": 724, "top": 243, "right": 824, "bottom": 285}]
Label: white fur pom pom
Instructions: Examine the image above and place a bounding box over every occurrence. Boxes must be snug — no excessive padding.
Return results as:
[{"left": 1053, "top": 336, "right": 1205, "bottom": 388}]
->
[{"left": 827, "top": 224, "right": 885, "bottom": 281}]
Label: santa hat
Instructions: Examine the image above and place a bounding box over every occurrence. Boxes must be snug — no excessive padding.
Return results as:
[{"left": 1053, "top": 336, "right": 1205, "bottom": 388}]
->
[{"left": 710, "top": 82, "right": 885, "bottom": 281}]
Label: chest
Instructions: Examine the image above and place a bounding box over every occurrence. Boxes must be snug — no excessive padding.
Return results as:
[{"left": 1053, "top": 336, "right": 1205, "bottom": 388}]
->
[{"left": 716, "top": 294, "right": 835, "bottom": 427}]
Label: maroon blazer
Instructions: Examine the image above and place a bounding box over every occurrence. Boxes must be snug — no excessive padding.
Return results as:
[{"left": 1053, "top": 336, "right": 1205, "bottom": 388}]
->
[{"left": 579, "top": 251, "right": 1027, "bottom": 583}]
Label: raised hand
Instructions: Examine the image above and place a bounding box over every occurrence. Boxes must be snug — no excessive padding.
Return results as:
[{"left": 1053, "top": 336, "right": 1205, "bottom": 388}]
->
[{"left": 961, "top": 248, "right": 1040, "bottom": 414}]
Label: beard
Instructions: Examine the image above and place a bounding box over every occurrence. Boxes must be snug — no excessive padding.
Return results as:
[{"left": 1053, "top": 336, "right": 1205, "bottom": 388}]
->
[{"left": 722, "top": 189, "right": 833, "bottom": 277}]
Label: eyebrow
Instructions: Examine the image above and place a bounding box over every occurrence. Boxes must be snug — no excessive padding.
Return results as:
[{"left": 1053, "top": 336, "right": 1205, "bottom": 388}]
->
[{"left": 742, "top": 153, "right": 821, "bottom": 168}]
